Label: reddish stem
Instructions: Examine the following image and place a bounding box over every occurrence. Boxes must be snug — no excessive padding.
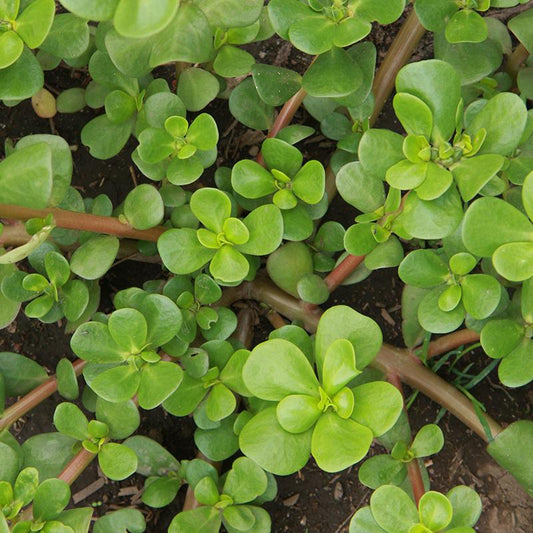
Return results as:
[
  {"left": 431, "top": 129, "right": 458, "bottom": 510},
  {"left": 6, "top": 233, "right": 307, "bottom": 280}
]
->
[
  {"left": 387, "top": 372, "right": 426, "bottom": 506},
  {"left": 0, "top": 204, "right": 166, "bottom": 242},
  {"left": 323, "top": 254, "right": 365, "bottom": 292},
  {"left": 370, "top": 9, "right": 426, "bottom": 125},
  {"left": 58, "top": 448, "right": 96, "bottom": 485},
  {"left": 0, "top": 359, "right": 86, "bottom": 431},
  {"left": 256, "top": 87, "right": 308, "bottom": 166},
  {"left": 424, "top": 329, "right": 481, "bottom": 360}
]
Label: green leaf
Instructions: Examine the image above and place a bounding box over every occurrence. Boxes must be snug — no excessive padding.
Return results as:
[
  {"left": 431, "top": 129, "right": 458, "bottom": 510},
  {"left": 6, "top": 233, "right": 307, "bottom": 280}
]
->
[
  {"left": 237, "top": 204, "right": 283, "bottom": 256},
  {"left": 123, "top": 184, "right": 164, "bottom": 230},
  {"left": 370, "top": 485, "right": 418, "bottom": 533},
  {"left": 195, "top": 0, "right": 263, "bottom": 27},
  {"left": 349, "top": 506, "right": 387, "bottom": 533},
  {"left": 40, "top": 13, "right": 89, "bottom": 59},
  {"left": 58, "top": 0, "right": 119, "bottom": 21},
  {"left": 446, "top": 485, "right": 482, "bottom": 529},
  {"left": 56, "top": 508, "right": 93, "bottom": 533},
  {"left": 113, "top": 0, "right": 178, "bottom": 38},
  {"left": 452, "top": 154, "right": 505, "bottom": 202},
  {"left": 396, "top": 59, "right": 461, "bottom": 144},
  {"left": 243, "top": 338, "right": 319, "bottom": 400},
  {"left": 322, "top": 339, "right": 359, "bottom": 396},
  {"left": 163, "top": 373, "right": 207, "bottom": 417},
  {"left": 213, "top": 45, "right": 255, "bottom": 77},
  {"left": 393, "top": 93, "right": 433, "bottom": 138},
  {"left": 467, "top": 92, "right": 528, "bottom": 156},
  {"left": 0, "top": 442, "right": 20, "bottom": 485},
  {"left": 0, "top": 46, "right": 43, "bottom": 100},
  {"left": 252, "top": 63, "right": 301, "bottom": 106},
  {"left": 239, "top": 407, "right": 312, "bottom": 475},
  {"left": 209, "top": 246, "right": 249, "bottom": 284},
  {"left": 276, "top": 394, "right": 322, "bottom": 433},
  {"left": 0, "top": 142, "right": 52, "bottom": 208},
  {"left": 142, "top": 476, "right": 180, "bottom": 508},
  {"left": 311, "top": 413, "right": 373, "bottom": 472},
  {"left": 222, "top": 506, "right": 256, "bottom": 532},
  {"left": 22, "top": 433, "right": 77, "bottom": 480},
  {"left": 418, "top": 286, "right": 465, "bottom": 334},
  {"left": 70, "top": 235, "right": 119, "bottom": 280},
  {"left": 303, "top": 47, "right": 362, "bottom": 98},
  {"left": 229, "top": 77, "right": 274, "bottom": 130},
  {"left": 481, "top": 319, "right": 524, "bottom": 359},
  {"left": 15, "top": 0, "right": 55, "bottom": 49},
  {"left": 410, "top": 424, "right": 444, "bottom": 458},
  {"left": 168, "top": 507, "right": 220, "bottom": 533},
  {"left": 461, "top": 274, "right": 500, "bottom": 319},
  {"left": 205, "top": 383, "right": 236, "bottom": 422},
  {"left": 398, "top": 250, "right": 448, "bottom": 288},
  {"left": 509, "top": 8, "right": 533, "bottom": 53},
  {"left": 358, "top": 129, "right": 405, "bottom": 179},
  {"left": 445, "top": 9, "right": 487, "bottom": 43},
  {"left": 292, "top": 160, "right": 325, "bottom": 204},
  {"left": 186, "top": 114, "right": 218, "bottom": 151},
  {"left": 231, "top": 159, "right": 276, "bottom": 199},
  {"left": 223, "top": 456, "right": 268, "bottom": 504},
  {"left": 149, "top": 3, "right": 213, "bottom": 65},
  {"left": 463, "top": 197, "right": 533, "bottom": 257},
  {"left": 0, "top": 0, "right": 19, "bottom": 19},
  {"left": 158, "top": 228, "right": 214, "bottom": 274},
  {"left": 315, "top": 305, "right": 383, "bottom": 374},
  {"left": 71, "top": 321, "right": 127, "bottom": 363},
  {"left": 194, "top": 414, "right": 239, "bottom": 461},
  {"left": 398, "top": 187, "right": 463, "bottom": 240},
  {"left": 498, "top": 340, "right": 533, "bottom": 387},
  {"left": 288, "top": 15, "right": 335, "bottom": 55},
  {"left": 53, "top": 402, "right": 89, "bottom": 440},
  {"left": 190, "top": 188, "right": 230, "bottom": 233},
  {"left": 351, "top": 382, "right": 403, "bottom": 437},
  {"left": 81, "top": 115, "right": 132, "bottom": 160},
  {"left": 0, "top": 31, "right": 23, "bottom": 69},
  {"left": 87, "top": 363, "right": 139, "bottom": 402},
  {"left": 177, "top": 68, "right": 219, "bottom": 112},
  {"left": 492, "top": 242, "right": 533, "bottom": 282},
  {"left": 138, "top": 361, "right": 182, "bottom": 410},
  {"left": 107, "top": 308, "right": 147, "bottom": 354},
  {"left": 418, "top": 491, "right": 452, "bottom": 531},
  {"left": 359, "top": 455, "right": 407, "bottom": 490},
  {"left": 334, "top": 16, "right": 372, "bottom": 47},
  {"left": 336, "top": 161, "right": 385, "bottom": 213},
  {"left": 93, "top": 508, "right": 145, "bottom": 533},
  {"left": 98, "top": 442, "right": 137, "bottom": 481},
  {"left": 0, "top": 351, "right": 47, "bottom": 395},
  {"left": 33, "top": 478, "right": 71, "bottom": 521},
  {"left": 122, "top": 435, "right": 179, "bottom": 477}
]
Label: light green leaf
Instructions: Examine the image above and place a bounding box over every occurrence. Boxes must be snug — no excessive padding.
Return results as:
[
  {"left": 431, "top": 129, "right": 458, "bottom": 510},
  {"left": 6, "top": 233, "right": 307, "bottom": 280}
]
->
[
  {"left": 98, "top": 442, "right": 137, "bottom": 481},
  {"left": 371, "top": 485, "right": 418, "bottom": 533},
  {"left": 138, "top": 361, "right": 182, "bottom": 410},
  {"left": 70, "top": 235, "right": 119, "bottom": 280},
  {"left": 113, "top": 0, "right": 178, "bottom": 38},
  {"left": 311, "top": 413, "right": 373, "bottom": 472},
  {"left": 239, "top": 407, "right": 312, "bottom": 475},
  {"left": 15, "top": 0, "right": 55, "bottom": 49},
  {"left": 315, "top": 305, "right": 383, "bottom": 374},
  {"left": 351, "top": 381, "right": 403, "bottom": 437}
]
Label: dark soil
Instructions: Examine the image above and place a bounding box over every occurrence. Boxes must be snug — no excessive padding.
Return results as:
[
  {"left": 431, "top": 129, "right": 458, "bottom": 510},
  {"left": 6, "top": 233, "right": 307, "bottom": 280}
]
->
[{"left": 1, "top": 6, "right": 533, "bottom": 532}]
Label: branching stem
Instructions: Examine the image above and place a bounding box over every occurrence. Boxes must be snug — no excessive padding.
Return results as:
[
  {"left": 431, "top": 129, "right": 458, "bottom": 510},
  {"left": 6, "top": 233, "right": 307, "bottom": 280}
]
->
[
  {"left": 0, "top": 204, "right": 166, "bottom": 242},
  {"left": 0, "top": 359, "right": 85, "bottom": 432}
]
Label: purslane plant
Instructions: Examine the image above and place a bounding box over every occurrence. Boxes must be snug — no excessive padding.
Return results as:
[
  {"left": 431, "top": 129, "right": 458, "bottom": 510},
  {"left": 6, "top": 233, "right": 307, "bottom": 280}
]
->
[{"left": 1, "top": 1, "right": 533, "bottom": 532}]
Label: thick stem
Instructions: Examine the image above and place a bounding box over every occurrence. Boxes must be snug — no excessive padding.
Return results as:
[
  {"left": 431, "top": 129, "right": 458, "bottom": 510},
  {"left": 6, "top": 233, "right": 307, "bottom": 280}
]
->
[
  {"left": 0, "top": 222, "right": 30, "bottom": 246},
  {"left": 0, "top": 204, "right": 166, "bottom": 242},
  {"left": 0, "top": 359, "right": 86, "bottom": 431},
  {"left": 370, "top": 9, "right": 426, "bottom": 125},
  {"left": 323, "top": 254, "right": 365, "bottom": 292},
  {"left": 58, "top": 448, "right": 96, "bottom": 485},
  {"left": 505, "top": 43, "right": 530, "bottom": 81},
  {"left": 245, "top": 278, "right": 502, "bottom": 441},
  {"left": 424, "top": 329, "right": 480, "bottom": 359},
  {"left": 387, "top": 373, "right": 426, "bottom": 505}
]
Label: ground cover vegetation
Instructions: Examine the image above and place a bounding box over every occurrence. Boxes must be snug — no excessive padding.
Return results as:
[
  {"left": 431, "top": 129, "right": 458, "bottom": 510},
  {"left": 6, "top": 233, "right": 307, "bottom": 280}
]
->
[{"left": 0, "top": 0, "right": 532, "bottom": 531}]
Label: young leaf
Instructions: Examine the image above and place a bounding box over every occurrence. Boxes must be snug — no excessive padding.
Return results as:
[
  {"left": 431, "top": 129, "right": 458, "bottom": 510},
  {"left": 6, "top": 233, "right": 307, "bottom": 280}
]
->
[{"left": 98, "top": 442, "right": 138, "bottom": 481}]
